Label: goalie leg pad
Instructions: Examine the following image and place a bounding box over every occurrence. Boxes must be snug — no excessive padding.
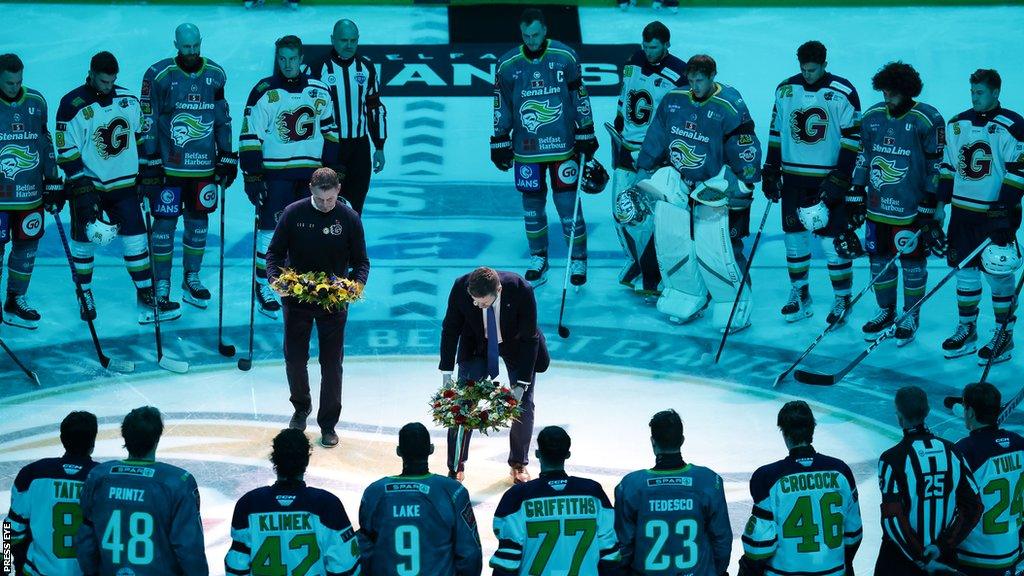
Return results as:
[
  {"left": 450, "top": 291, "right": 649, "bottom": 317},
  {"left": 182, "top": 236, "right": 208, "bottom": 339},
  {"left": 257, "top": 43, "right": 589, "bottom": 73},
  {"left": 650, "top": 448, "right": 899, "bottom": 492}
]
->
[
  {"left": 639, "top": 166, "right": 689, "bottom": 208},
  {"left": 692, "top": 203, "right": 751, "bottom": 330},
  {"left": 654, "top": 200, "right": 707, "bottom": 319}
]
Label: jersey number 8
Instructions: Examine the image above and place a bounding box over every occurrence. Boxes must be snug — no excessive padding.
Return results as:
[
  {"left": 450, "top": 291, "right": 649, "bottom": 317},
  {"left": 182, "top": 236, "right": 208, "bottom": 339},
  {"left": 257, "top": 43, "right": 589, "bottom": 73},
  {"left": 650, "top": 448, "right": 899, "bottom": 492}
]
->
[{"left": 52, "top": 502, "right": 84, "bottom": 559}]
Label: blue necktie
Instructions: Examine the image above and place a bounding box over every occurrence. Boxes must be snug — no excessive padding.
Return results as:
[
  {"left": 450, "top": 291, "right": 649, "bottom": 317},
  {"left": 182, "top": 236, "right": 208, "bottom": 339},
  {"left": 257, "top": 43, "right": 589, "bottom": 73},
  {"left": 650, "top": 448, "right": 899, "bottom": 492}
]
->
[{"left": 486, "top": 305, "right": 499, "bottom": 379}]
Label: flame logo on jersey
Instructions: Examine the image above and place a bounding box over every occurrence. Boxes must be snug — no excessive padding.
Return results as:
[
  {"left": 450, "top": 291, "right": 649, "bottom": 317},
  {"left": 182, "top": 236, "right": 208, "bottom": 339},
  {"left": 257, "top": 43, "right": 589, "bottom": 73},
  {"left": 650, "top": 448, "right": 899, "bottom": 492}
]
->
[
  {"left": 626, "top": 90, "right": 654, "bottom": 126},
  {"left": 869, "top": 157, "right": 908, "bottom": 189},
  {"left": 958, "top": 141, "right": 993, "bottom": 181},
  {"left": 170, "top": 113, "right": 213, "bottom": 148},
  {"left": 519, "top": 100, "right": 562, "bottom": 134},
  {"left": 0, "top": 144, "right": 39, "bottom": 179},
  {"left": 789, "top": 107, "right": 828, "bottom": 144},
  {"left": 92, "top": 117, "right": 131, "bottom": 159},
  {"left": 669, "top": 139, "right": 706, "bottom": 171},
  {"left": 275, "top": 106, "right": 316, "bottom": 143}
]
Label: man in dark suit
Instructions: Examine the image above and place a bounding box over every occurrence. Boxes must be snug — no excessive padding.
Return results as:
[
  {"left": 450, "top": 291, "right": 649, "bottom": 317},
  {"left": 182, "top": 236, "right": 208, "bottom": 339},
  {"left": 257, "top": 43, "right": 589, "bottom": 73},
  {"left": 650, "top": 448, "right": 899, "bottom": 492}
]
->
[{"left": 439, "top": 266, "right": 549, "bottom": 484}]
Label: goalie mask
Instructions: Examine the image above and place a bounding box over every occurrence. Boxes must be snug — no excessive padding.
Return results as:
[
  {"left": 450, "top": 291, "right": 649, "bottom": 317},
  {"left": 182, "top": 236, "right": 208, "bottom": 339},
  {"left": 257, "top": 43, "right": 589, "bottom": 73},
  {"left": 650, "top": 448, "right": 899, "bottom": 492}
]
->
[
  {"left": 981, "top": 243, "right": 1022, "bottom": 276},
  {"left": 614, "top": 184, "right": 652, "bottom": 226},
  {"left": 85, "top": 215, "right": 119, "bottom": 246},
  {"left": 580, "top": 158, "right": 609, "bottom": 195},
  {"left": 797, "top": 201, "right": 830, "bottom": 233}
]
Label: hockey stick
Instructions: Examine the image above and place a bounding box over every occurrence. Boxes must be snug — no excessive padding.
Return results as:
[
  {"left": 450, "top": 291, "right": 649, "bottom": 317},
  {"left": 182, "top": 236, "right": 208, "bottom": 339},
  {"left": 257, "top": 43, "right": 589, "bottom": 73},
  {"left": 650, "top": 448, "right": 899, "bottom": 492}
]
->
[
  {"left": 978, "top": 264, "right": 1024, "bottom": 384},
  {"left": 714, "top": 200, "right": 772, "bottom": 363},
  {"left": 794, "top": 238, "right": 992, "bottom": 386},
  {"left": 52, "top": 212, "right": 134, "bottom": 373},
  {"left": 142, "top": 205, "right": 188, "bottom": 374},
  {"left": 603, "top": 121, "right": 627, "bottom": 151},
  {"left": 557, "top": 154, "right": 586, "bottom": 339},
  {"left": 217, "top": 185, "right": 235, "bottom": 357},
  {"left": 0, "top": 338, "right": 39, "bottom": 386},
  {"left": 238, "top": 200, "right": 260, "bottom": 371},
  {"left": 773, "top": 230, "right": 924, "bottom": 387}
]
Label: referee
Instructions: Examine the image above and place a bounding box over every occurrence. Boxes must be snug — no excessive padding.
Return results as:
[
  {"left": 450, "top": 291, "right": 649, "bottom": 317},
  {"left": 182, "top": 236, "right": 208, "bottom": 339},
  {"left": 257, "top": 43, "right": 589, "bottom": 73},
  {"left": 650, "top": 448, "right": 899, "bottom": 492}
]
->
[
  {"left": 876, "top": 386, "right": 983, "bottom": 575},
  {"left": 319, "top": 19, "right": 387, "bottom": 214},
  {"left": 266, "top": 167, "right": 370, "bottom": 448}
]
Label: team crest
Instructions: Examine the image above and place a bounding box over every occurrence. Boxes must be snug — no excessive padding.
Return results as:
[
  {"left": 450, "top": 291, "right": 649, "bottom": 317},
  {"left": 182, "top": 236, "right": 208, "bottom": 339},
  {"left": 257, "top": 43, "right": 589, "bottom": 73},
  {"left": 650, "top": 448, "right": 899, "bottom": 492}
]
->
[
  {"left": 869, "top": 156, "right": 908, "bottom": 189},
  {"left": 0, "top": 144, "right": 40, "bottom": 179},
  {"left": 170, "top": 113, "right": 214, "bottom": 147},
  {"left": 355, "top": 71, "right": 367, "bottom": 86},
  {"left": 268, "top": 90, "right": 280, "bottom": 104},
  {"left": 275, "top": 106, "right": 316, "bottom": 143},
  {"left": 92, "top": 117, "right": 131, "bottom": 159},
  {"left": 669, "top": 139, "right": 706, "bottom": 171},
  {"left": 119, "top": 98, "right": 130, "bottom": 108},
  {"left": 83, "top": 107, "right": 94, "bottom": 120},
  {"left": 518, "top": 100, "right": 562, "bottom": 134}
]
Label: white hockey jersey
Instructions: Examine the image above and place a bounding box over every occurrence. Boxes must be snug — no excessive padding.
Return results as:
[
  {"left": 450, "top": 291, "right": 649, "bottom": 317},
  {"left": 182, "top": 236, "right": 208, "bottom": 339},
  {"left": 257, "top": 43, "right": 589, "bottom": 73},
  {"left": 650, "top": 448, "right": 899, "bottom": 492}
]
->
[
  {"left": 938, "top": 105, "right": 1024, "bottom": 211},
  {"left": 615, "top": 51, "right": 688, "bottom": 151},
  {"left": 766, "top": 73, "right": 861, "bottom": 187},
  {"left": 56, "top": 82, "right": 144, "bottom": 192}
]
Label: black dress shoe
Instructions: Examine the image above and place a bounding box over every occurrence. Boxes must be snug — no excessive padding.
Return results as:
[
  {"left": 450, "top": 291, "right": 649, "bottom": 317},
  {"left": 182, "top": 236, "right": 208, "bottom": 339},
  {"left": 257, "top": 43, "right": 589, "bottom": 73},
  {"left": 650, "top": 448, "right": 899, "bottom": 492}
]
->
[
  {"left": 289, "top": 411, "right": 310, "bottom": 431},
  {"left": 320, "top": 430, "right": 339, "bottom": 448}
]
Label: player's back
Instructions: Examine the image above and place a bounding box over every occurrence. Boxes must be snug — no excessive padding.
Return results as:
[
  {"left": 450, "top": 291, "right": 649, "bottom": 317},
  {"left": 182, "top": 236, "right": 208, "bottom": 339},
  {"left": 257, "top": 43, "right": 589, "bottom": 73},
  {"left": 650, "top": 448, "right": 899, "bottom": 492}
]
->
[
  {"left": 744, "top": 447, "right": 861, "bottom": 576},
  {"left": 77, "top": 459, "right": 207, "bottom": 576},
  {"left": 7, "top": 456, "right": 97, "bottom": 576},
  {"left": 226, "top": 480, "right": 360, "bottom": 576},
  {"left": 358, "top": 473, "right": 481, "bottom": 576},
  {"left": 954, "top": 427, "right": 1024, "bottom": 573},
  {"left": 490, "top": 471, "right": 620, "bottom": 576},
  {"left": 615, "top": 463, "right": 732, "bottom": 576}
]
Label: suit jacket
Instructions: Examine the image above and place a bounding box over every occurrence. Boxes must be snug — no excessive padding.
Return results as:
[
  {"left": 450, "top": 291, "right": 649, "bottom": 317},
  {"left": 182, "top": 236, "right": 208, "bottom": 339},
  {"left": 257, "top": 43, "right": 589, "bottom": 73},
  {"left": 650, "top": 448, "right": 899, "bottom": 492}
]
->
[{"left": 439, "top": 271, "right": 549, "bottom": 380}]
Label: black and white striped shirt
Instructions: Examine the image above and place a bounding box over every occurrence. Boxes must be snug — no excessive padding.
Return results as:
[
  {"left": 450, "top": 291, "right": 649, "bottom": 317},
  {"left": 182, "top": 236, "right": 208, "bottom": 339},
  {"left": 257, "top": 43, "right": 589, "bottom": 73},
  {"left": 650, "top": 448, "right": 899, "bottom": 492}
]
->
[
  {"left": 318, "top": 51, "right": 387, "bottom": 148},
  {"left": 877, "top": 425, "right": 982, "bottom": 565}
]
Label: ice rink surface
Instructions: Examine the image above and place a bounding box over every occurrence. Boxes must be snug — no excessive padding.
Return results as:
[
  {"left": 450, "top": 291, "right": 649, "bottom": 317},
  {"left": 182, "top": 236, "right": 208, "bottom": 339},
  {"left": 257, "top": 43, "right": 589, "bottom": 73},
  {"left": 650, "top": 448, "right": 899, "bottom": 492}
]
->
[{"left": 1, "top": 2, "right": 1024, "bottom": 573}]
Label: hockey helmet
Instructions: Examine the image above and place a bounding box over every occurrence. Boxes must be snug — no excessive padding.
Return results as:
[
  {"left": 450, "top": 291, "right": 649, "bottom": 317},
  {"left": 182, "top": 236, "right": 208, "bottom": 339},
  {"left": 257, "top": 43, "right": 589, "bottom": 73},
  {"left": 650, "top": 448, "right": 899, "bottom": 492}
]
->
[
  {"left": 797, "top": 201, "right": 830, "bottom": 233},
  {"left": 613, "top": 184, "right": 652, "bottom": 226},
  {"left": 580, "top": 158, "right": 609, "bottom": 194},
  {"left": 85, "top": 215, "right": 119, "bottom": 246},
  {"left": 981, "top": 243, "right": 1022, "bottom": 276}
]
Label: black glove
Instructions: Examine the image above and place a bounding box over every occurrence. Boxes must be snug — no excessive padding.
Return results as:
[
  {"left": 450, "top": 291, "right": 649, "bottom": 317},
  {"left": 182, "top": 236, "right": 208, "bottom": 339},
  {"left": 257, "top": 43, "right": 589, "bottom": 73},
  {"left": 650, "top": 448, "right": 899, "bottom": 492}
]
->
[
  {"left": 914, "top": 211, "right": 947, "bottom": 257},
  {"left": 67, "top": 176, "right": 95, "bottom": 198},
  {"left": 819, "top": 168, "right": 852, "bottom": 207},
  {"left": 846, "top": 185, "right": 867, "bottom": 228},
  {"left": 761, "top": 163, "right": 782, "bottom": 202},
  {"left": 137, "top": 156, "right": 164, "bottom": 189},
  {"left": 243, "top": 173, "right": 268, "bottom": 207},
  {"left": 215, "top": 152, "right": 239, "bottom": 189},
  {"left": 574, "top": 125, "right": 599, "bottom": 159},
  {"left": 988, "top": 203, "right": 1014, "bottom": 246},
  {"left": 68, "top": 178, "right": 99, "bottom": 223},
  {"left": 42, "top": 177, "right": 65, "bottom": 214},
  {"left": 489, "top": 134, "right": 513, "bottom": 171},
  {"left": 834, "top": 228, "right": 865, "bottom": 259}
]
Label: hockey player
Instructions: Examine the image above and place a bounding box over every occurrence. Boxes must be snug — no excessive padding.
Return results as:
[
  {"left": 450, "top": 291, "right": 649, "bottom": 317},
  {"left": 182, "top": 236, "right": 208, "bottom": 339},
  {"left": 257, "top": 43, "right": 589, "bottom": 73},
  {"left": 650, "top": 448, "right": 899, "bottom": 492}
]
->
[
  {"left": 953, "top": 382, "right": 1024, "bottom": 575},
  {"left": 240, "top": 35, "right": 339, "bottom": 318},
  {"left": 6, "top": 411, "right": 98, "bottom": 576},
  {"left": 634, "top": 54, "right": 762, "bottom": 332},
  {"left": 358, "top": 422, "right": 482, "bottom": 576},
  {"left": 0, "top": 53, "right": 60, "bottom": 329},
  {"left": 140, "top": 23, "right": 236, "bottom": 310},
  {"left": 491, "top": 8, "right": 598, "bottom": 287},
  {"left": 762, "top": 41, "right": 861, "bottom": 325},
  {"left": 490, "top": 426, "right": 621, "bottom": 575},
  {"left": 875, "top": 386, "right": 982, "bottom": 576},
  {"left": 737, "top": 401, "right": 862, "bottom": 576},
  {"left": 853, "top": 62, "right": 945, "bottom": 346},
  {"left": 610, "top": 21, "right": 687, "bottom": 296},
  {"left": 615, "top": 409, "right": 731, "bottom": 575},
  {"left": 56, "top": 51, "right": 178, "bottom": 324},
  {"left": 225, "top": 428, "right": 361, "bottom": 576},
  {"left": 938, "top": 69, "right": 1024, "bottom": 363},
  {"left": 76, "top": 406, "right": 208, "bottom": 575}
]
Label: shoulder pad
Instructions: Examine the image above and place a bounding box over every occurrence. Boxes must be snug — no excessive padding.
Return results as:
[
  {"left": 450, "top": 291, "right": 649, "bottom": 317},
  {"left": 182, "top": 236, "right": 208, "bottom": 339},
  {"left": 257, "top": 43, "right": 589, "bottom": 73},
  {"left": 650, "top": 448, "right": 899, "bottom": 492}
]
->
[
  {"left": 827, "top": 75, "right": 857, "bottom": 98},
  {"left": 996, "top": 108, "right": 1024, "bottom": 139}
]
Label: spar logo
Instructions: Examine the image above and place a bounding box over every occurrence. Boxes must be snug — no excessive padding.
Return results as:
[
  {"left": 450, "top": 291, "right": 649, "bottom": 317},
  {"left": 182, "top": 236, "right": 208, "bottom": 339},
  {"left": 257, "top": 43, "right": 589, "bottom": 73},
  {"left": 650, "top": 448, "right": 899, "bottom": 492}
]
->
[
  {"left": 869, "top": 157, "right": 908, "bottom": 189},
  {"left": 790, "top": 107, "right": 828, "bottom": 144},
  {"left": 276, "top": 106, "right": 316, "bottom": 143},
  {"left": 0, "top": 144, "right": 39, "bottom": 179},
  {"left": 171, "top": 113, "right": 213, "bottom": 147},
  {"left": 958, "top": 141, "right": 992, "bottom": 180},
  {"left": 519, "top": 100, "right": 562, "bottom": 134},
  {"left": 93, "top": 117, "right": 131, "bottom": 159},
  {"left": 669, "top": 139, "right": 706, "bottom": 170}
]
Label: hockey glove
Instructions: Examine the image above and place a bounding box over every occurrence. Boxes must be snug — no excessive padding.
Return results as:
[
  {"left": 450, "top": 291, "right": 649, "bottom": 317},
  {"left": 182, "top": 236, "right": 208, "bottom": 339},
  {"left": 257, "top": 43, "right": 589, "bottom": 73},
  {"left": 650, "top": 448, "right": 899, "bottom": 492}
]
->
[
  {"left": 834, "top": 228, "right": 866, "bottom": 259},
  {"left": 490, "top": 134, "right": 514, "bottom": 172},
  {"left": 137, "top": 156, "right": 164, "bottom": 189},
  {"left": 67, "top": 176, "right": 95, "bottom": 199},
  {"left": 760, "top": 163, "right": 783, "bottom": 202},
  {"left": 846, "top": 185, "right": 867, "bottom": 228},
  {"left": 988, "top": 203, "right": 1015, "bottom": 246},
  {"left": 819, "top": 168, "right": 852, "bottom": 207},
  {"left": 215, "top": 152, "right": 239, "bottom": 189},
  {"left": 42, "top": 177, "right": 65, "bottom": 214},
  {"left": 574, "top": 125, "right": 599, "bottom": 159},
  {"left": 243, "top": 173, "right": 268, "bottom": 207},
  {"left": 914, "top": 211, "right": 948, "bottom": 257}
]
